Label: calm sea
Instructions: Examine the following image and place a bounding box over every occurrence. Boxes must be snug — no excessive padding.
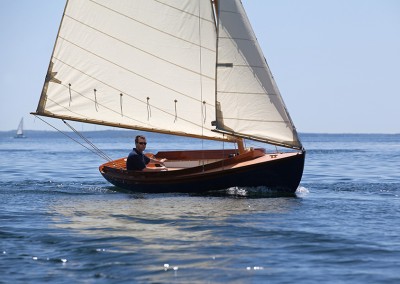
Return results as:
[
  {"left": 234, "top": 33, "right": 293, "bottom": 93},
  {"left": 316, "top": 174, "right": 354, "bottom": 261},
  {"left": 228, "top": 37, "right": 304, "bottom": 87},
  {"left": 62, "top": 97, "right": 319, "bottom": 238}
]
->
[{"left": 1, "top": 130, "right": 399, "bottom": 283}]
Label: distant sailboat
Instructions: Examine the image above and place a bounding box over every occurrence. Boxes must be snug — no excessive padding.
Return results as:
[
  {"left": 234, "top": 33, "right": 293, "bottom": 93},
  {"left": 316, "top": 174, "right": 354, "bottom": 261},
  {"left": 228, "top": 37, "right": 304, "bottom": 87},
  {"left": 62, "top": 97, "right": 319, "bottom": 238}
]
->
[
  {"left": 14, "top": 118, "right": 26, "bottom": 138},
  {"left": 32, "top": 0, "right": 305, "bottom": 194}
]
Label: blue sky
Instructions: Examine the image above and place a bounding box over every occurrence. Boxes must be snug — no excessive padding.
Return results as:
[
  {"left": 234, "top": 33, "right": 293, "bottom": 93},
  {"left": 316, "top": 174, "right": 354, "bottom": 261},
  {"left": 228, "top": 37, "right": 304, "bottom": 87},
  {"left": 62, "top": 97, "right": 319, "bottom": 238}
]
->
[{"left": 1, "top": 0, "right": 399, "bottom": 133}]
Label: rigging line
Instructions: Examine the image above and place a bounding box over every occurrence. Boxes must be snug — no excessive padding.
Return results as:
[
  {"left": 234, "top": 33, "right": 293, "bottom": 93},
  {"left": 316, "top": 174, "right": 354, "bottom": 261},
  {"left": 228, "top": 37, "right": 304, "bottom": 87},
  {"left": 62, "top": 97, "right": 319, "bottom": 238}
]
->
[
  {"left": 62, "top": 120, "right": 113, "bottom": 162},
  {"left": 198, "top": 0, "right": 205, "bottom": 171},
  {"left": 174, "top": 100, "right": 178, "bottom": 123},
  {"left": 33, "top": 115, "right": 112, "bottom": 162},
  {"left": 202, "top": 101, "right": 207, "bottom": 124},
  {"left": 68, "top": 83, "right": 72, "bottom": 106},
  {"left": 222, "top": 134, "right": 226, "bottom": 170},
  {"left": 120, "top": 93, "right": 123, "bottom": 116},
  {"left": 146, "top": 97, "right": 151, "bottom": 121},
  {"left": 93, "top": 89, "right": 99, "bottom": 112}
]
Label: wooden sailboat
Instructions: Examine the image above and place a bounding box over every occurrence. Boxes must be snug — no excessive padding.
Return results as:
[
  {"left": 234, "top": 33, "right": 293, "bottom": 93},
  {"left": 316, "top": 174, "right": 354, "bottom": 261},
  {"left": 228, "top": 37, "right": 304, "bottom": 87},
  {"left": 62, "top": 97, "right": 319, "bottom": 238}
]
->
[
  {"left": 32, "top": 0, "right": 305, "bottom": 193},
  {"left": 14, "top": 118, "right": 26, "bottom": 138}
]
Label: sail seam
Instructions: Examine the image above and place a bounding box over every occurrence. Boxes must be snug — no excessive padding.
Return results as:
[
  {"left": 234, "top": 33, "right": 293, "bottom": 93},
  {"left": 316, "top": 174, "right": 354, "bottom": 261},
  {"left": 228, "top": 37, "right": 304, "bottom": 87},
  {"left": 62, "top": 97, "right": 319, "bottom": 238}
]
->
[
  {"left": 63, "top": 14, "right": 215, "bottom": 81},
  {"left": 219, "top": 9, "right": 240, "bottom": 16},
  {"left": 219, "top": 36, "right": 252, "bottom": 41},
  {"left": 46, "top": 94, "right": 217, "bottom": 134},
  {"left": 46, "top": 94, "right": 143, "bottom": 125},
  {"left": 218, "top": 91, "right": 277, "bottom": 96},
  {"left": 87, "top": 0, "right": 215, "bottom": 52},
  {"left": 45, "top": 97, "right": 89, "bottom": 120},
  {"left": 51, "top": 55, "right": 215, "bottom": 127},
  {"left": 221, "top": 117, "right": 291, "bottom": 123},
  {"left": 153, "top": 0, "right": 214, "bottom": 24},
  {"left": 45, "top": 83, "right": 217, "bottom": 134},
  {"left": 54, "top": 38, "right": 214, "bottom": 106}
]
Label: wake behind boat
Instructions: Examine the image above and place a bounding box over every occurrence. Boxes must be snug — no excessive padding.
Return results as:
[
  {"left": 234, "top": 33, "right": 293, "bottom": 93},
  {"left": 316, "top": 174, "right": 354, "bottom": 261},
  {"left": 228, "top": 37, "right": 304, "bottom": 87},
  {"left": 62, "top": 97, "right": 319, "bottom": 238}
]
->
[{"left": 32, "top": 0, "right": 305, "bottom": 194}]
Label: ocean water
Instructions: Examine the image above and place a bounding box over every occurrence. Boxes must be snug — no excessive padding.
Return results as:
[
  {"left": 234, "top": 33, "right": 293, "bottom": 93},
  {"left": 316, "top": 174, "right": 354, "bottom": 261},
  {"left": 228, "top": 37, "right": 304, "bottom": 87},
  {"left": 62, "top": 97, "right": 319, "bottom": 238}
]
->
[{"left": 1, "top": 130, "right": 399, "bottom": 283}]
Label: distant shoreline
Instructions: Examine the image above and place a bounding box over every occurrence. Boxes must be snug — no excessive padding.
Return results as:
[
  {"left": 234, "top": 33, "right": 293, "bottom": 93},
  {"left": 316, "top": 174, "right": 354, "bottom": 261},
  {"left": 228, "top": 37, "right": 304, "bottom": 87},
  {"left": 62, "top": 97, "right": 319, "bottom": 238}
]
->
[{"left": 1, "top": 130, "right": 399, "bottom": 136}]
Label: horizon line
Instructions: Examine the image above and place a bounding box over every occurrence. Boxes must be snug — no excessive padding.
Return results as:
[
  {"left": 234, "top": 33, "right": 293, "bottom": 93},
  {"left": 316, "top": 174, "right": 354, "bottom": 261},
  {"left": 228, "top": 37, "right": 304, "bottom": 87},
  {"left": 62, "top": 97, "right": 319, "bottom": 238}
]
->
[{"left": 0, "top": 129, "right": 399, "bottom": 135}]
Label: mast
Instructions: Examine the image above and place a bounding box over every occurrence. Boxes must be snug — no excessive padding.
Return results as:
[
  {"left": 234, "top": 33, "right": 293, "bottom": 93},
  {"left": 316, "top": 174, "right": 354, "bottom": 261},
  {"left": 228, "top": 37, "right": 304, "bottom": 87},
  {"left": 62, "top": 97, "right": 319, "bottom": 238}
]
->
[{"left": 212, "top": 0, "right": 247, "bottom": 154}]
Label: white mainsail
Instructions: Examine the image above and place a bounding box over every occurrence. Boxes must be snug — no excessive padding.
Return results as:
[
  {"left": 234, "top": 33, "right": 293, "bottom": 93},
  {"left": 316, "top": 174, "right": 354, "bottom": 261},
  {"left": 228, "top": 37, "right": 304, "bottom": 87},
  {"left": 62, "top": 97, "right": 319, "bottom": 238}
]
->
[
  {"left": 35, "top": 0, "right": 301, "bottom": 149},
  {"left": 36, "top": 0, "right": 223, "bottom": 140}
]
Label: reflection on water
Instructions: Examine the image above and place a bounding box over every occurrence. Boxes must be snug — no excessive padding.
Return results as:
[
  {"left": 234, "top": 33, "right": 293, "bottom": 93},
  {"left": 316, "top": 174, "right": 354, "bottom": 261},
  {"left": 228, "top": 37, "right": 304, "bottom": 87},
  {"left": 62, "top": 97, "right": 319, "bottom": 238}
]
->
[
  {"left": 46, "top": 189, "right": 305, "bottom": 282},
  {"left": 50, "top": 192, "right": 302, "bottom": 242}
]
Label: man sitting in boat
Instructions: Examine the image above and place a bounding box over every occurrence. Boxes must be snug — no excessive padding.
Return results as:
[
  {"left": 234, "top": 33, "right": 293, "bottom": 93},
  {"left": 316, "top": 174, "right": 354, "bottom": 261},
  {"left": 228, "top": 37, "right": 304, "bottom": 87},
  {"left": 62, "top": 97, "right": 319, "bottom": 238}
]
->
[{"left": 126, "top": 135, "right": 167, "bottom": 171}]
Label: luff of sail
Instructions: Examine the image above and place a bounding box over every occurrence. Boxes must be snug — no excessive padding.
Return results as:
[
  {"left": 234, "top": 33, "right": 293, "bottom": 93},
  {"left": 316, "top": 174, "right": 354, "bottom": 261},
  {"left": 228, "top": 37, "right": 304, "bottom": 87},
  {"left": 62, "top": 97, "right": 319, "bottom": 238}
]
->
[
  {"left": 34, "top": 0, "right": 231, "bottom": 142},
  {"left": 215, "top": 0, "right": 302, "bottom": 149}
]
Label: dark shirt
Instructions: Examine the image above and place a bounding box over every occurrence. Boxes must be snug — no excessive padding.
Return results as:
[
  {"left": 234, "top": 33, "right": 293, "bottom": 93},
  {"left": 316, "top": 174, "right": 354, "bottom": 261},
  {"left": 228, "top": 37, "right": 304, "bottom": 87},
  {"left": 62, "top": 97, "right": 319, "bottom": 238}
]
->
[{"left": 126, "top": 148, "right": 150, "bottom": 171}]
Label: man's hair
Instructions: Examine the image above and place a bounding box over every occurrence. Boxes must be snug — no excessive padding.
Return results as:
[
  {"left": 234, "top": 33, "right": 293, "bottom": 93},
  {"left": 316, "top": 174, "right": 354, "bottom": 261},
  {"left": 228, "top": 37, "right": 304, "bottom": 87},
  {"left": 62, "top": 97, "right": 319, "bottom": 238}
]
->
[{"left": 135, "top": 135, "right": 146, "bottom": 143}]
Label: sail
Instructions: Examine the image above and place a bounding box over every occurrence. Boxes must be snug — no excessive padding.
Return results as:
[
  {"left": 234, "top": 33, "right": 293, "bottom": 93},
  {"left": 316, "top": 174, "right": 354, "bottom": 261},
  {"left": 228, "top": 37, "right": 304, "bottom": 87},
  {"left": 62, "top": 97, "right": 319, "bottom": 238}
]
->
[
  {"left": 35, "top": 0, "right": 230, "bottom": 141},
  {"left": 34, "top": 0, "right": 302, "bottom": 149},
  {"left": 215, "top": 0, "right": 302, "bottom": 149},
  {"left": 16, "top": 118, "right": 24, "bottom": 136}
]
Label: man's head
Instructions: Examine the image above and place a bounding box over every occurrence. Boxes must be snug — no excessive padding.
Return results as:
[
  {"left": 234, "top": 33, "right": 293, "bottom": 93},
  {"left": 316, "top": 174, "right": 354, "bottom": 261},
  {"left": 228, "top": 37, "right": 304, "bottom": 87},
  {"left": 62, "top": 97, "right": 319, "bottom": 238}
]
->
[{"left": 135, "top": 135, "right": 147, "bottom": 152}]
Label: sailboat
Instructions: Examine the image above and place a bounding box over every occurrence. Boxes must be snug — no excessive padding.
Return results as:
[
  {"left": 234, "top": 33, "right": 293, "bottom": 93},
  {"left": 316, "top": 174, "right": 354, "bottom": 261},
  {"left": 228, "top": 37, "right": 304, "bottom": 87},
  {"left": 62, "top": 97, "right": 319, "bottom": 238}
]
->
[
  {"left": 14, "top": 118, "right": 26, "bottom": 138},
  {"left": 32, "top": 0, "right": 305, "bottom": 194}
]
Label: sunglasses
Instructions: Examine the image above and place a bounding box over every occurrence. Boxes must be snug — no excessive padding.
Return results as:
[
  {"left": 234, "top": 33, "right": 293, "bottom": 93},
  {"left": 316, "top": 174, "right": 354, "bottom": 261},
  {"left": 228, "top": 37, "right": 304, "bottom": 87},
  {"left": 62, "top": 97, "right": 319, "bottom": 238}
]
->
[{"left": 137, "top": 142, "right": 147, "bottom": 145}]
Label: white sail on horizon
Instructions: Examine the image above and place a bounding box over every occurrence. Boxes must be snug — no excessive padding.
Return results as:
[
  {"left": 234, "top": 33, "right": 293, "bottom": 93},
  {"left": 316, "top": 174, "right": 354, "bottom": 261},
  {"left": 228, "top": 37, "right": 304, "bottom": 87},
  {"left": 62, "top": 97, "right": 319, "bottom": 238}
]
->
[{"left": 16, "top": 118, "right": 24, "bottom": 136}]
